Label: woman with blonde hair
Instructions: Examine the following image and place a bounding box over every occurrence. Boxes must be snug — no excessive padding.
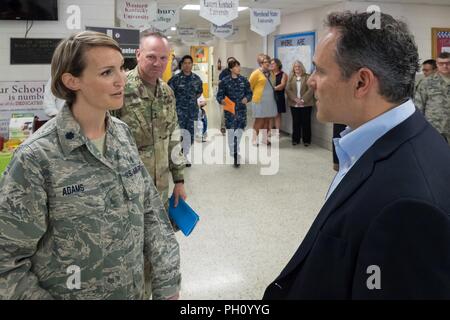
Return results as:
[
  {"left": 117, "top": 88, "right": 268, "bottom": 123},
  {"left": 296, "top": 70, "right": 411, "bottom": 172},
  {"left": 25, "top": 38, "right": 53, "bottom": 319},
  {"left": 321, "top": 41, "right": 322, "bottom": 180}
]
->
[
  {"left": 249, "top": 53, "right": 278, "bottom": 145},
  {"left": 0, "top": 31, "right": 180, "bottom": 300},
  {"left": 285, "top": 60, "right": 314, "bottom": 146}
]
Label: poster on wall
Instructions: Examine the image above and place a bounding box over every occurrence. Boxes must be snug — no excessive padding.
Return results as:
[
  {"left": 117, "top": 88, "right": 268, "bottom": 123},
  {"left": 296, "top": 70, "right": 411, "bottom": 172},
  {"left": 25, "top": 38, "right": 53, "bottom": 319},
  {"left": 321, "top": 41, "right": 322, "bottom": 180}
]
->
[
  {"left": 0, "top": 81, "right": 48, "bottom": 121},
  {"left": 432, "top": 28, "right": 450, "bottom": 58}
]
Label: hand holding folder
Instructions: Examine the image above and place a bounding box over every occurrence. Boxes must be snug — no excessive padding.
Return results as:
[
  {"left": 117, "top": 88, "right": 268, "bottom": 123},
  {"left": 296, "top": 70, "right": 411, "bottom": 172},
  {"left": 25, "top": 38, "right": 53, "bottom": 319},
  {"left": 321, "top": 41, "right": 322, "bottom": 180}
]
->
[
  {"left": 222, "top": 96, "right": 236, "bottom": 115},
  {"left": 169, "top": 195, "right": 200, "bottom": 236}
]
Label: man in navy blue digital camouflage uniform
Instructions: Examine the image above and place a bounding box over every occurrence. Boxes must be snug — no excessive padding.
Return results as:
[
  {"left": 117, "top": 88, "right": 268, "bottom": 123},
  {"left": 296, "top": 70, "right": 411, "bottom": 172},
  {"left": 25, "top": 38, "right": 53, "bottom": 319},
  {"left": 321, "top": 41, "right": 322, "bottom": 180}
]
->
[{"left": 168, "top": 55, "right": 203, "bottom": 166}]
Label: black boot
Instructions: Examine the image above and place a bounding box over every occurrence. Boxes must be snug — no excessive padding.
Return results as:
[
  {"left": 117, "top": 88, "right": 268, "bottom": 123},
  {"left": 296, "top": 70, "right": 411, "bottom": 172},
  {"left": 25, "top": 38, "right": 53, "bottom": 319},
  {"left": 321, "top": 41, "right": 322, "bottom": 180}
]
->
[{"left": 233, "top": 153, "right": 240, "bottom": 168}]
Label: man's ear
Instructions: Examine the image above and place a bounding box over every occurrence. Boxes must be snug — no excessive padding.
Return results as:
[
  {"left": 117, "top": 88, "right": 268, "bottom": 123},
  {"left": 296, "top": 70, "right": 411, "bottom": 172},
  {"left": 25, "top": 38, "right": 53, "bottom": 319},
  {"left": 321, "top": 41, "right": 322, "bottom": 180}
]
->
[
  {"left": 135, "top": 48, "right": 141, "bottom": 61},
  {"left": 61, "top": 73, "right": 80, "bottom": 91},
  {"left": 354, "top": 67, "right": 375, "bottom": 98}
]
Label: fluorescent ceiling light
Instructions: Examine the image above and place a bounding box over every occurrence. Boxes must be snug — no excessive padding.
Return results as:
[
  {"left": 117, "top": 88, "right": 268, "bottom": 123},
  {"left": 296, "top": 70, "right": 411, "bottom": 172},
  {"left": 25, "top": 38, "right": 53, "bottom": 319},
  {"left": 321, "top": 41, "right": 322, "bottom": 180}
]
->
[
  {"left": 171, "top": 27, "right": 177, "bottom": 31},
  {"left": 167, "top": 36, "right": 172, "bottom": 39},
  {"left": 182, "top": 5, "right": 248, "bottom": 11}
]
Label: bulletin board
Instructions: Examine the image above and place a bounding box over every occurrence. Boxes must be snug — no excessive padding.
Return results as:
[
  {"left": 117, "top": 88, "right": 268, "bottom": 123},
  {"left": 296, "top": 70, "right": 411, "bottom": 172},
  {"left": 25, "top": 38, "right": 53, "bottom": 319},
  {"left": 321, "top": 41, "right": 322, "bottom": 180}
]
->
[
  {"left": 274, "top": 31, "right": 316, "bottom": 135},
  {"left": 274, "top": 31, "right": 316, "bottom": 75},
  {"left": 432, "top": 28, "right": 450, "bottom": 59}
]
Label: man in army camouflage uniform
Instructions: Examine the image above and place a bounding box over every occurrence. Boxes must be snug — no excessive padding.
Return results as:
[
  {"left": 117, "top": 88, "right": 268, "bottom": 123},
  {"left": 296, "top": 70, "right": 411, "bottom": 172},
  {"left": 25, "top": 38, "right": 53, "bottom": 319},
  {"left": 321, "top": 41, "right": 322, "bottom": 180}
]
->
[
  {"left": 415, "top": 52, "right": 450, "bottom": 143},
  {"left": 114, "top": 31, "right": 187, "bottom": 208},
  {"left": 414, "top": 59, "right": 437, "bottom": 93},
  {"left": 0, "top": 31, "right": 180, "bottom": 299},
  {"left": 168, "top": 55, "right": 203, "bottom": 166}
]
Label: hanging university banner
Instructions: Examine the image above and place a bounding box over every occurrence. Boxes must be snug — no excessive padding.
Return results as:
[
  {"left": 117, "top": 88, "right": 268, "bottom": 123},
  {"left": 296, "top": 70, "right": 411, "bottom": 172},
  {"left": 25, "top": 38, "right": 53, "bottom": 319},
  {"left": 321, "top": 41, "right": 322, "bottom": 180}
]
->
[
  {"left": 200, "top": 0, "right": 239, "bottom": 26},
  {"left": 210, "top": 23, "right": 233, "bottom": 38},
  {"left": 178, "top": 26, "right": 196, "bottom": 39},
  {"left": 250, "top": 8, "right": 281, "bottom": 36},
  {"left": 154, "top": 5, "right": 180, "bottom": 31},
  {"left": 116, "top": 0, "right": 157, "bottom": 30}
]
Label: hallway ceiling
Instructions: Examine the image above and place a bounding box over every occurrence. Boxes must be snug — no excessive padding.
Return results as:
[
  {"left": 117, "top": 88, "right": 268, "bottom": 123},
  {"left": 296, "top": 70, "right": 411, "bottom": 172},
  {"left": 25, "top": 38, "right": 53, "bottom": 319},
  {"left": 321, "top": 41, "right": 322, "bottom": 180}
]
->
[{"left": 163, "top": 0, "right": 450, "bottom": 37}]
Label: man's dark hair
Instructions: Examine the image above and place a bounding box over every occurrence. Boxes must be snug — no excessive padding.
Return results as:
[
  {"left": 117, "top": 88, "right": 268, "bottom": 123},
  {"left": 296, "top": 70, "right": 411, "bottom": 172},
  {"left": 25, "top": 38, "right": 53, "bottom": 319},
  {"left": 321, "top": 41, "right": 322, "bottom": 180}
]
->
[
  {"left": 422, "top": 59, "right": 437, "bottom": 69},
  {"left": 325, "top": 11, "right": 419, "bottom": 103},
  {"left": 228, "top": 59, "right": 240, "bottom": 70},
  {"left": 438, "top": 52, "right": 450, "bottom": 59},
  {"left": 179, "top": 55, "right": 193, "bottom": 69},
  {"left": 226, "top": 56, "right": 236, "bottom": 63}
]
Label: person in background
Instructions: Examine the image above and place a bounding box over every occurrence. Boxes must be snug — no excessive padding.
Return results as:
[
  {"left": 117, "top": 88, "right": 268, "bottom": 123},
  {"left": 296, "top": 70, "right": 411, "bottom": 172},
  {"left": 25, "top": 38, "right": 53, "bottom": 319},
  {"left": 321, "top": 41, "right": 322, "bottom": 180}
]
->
[
  {"left": 332, "top": 123, "right": 347, "bottom": 171},
  {"left": 217, "top": 59, "right": 252, "bottom": 168},
  {"left": 116, "top": 31, "right": 186, "bottom": 212},
  {"left": 285, "top": 60, "right": 314, "bottom": 146},
  {"left": 218, "top": 57, "right": 237, "bottom": 135},
  {"left": 0, "top": 31, "right": 180, "bottom": 300},
  {"left": 114, "top": 30, "right": 186, "bottom": 298},
  {"left": 168, "top": 55, "right": 203, "bottom": 166},
  {"left": 415, "top": 52, "right": 450, "bottom": 143},
  {"left": 197, "top": 94, "right": 208, "bottom": 142},
  {"left": 249, "top": 54, "right": 277, "bottom": 146},
  {"left": 43, "top": 77, "right": 65, "bottom": 117},
  {"left": 415, "top": 59, "right": 437, "bottom": 93},
  {"left": 270, "top": 58, "right": 288, "bottom": 134}
]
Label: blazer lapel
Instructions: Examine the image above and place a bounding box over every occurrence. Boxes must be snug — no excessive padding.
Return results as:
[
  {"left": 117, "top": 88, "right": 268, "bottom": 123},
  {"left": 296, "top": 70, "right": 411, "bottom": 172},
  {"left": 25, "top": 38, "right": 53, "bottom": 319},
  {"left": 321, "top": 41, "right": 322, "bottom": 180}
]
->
[{"left": 275, "top": 110, "right": 428, "bottom": 281}]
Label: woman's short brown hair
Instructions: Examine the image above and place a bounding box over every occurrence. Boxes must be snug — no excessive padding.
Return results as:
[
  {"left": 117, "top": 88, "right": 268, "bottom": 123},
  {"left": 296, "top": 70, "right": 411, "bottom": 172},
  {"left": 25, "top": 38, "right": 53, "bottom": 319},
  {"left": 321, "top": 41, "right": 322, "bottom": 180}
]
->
[{"left": 51, "top": 31, "right": 122, "bottom": 105}]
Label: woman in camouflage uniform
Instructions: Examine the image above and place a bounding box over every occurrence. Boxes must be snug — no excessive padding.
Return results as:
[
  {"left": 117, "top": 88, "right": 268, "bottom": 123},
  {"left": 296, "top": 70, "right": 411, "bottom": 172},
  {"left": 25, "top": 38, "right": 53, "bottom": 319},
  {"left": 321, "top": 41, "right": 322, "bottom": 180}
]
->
[{"left": 0, "top": 32, "right": 180, "bottom": 300}]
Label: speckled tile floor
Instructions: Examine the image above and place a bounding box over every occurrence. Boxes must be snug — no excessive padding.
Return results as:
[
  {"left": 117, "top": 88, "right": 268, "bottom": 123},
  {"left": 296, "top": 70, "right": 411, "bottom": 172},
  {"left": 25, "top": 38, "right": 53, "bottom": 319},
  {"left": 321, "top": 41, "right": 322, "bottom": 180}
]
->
[{"left": 173, "top": 98, "right": 335, "bottom": 300}]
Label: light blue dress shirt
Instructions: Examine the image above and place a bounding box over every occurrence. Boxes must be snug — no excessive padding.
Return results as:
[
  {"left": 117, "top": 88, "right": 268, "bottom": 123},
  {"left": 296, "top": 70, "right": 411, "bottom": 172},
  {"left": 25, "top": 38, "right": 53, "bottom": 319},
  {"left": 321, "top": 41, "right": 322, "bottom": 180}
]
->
[{"left": 325, "top": 99, "right": 416, "bottom": 201}]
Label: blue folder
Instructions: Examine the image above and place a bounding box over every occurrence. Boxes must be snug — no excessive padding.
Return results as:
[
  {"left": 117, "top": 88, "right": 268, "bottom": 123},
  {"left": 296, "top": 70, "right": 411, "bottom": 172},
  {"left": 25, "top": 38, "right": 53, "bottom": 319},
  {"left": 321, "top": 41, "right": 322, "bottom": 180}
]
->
[{"left": 168, "top": 195, "right": 200, "bottom": 236}]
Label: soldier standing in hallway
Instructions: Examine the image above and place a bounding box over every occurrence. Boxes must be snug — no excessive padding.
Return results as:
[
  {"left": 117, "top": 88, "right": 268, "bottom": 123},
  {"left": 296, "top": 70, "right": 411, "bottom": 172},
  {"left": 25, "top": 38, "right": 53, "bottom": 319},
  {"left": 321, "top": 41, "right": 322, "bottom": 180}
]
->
[
  {"left": 115, "top": 31, "right": 187, "bottom": 209},
  {"left": 415, "top": 51, "right": 450, "bottom": 143},
  {"left": 168, "top": 55, "right": 203, "bottom": 166}
]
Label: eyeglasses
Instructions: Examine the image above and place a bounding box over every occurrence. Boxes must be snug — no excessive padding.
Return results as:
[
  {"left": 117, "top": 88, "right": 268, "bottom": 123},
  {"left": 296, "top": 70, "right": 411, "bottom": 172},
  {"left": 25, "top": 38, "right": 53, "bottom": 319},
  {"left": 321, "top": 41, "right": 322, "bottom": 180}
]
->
[{"left": 437, "top": 61, "right": 450, "bottom": 66}]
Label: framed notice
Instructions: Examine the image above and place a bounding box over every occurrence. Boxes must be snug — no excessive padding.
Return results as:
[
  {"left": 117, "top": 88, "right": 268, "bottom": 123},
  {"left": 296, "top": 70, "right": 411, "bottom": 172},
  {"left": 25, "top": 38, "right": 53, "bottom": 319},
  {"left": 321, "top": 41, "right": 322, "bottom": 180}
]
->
[
  {"left": 274, "top": 31, "right": 316, "bottom": 75},
  {"left": 432, "top": 28, "right": 450, "bottom": 59},
  {"left": 10, "top": 38, "right": 62, "bottom": 64}
]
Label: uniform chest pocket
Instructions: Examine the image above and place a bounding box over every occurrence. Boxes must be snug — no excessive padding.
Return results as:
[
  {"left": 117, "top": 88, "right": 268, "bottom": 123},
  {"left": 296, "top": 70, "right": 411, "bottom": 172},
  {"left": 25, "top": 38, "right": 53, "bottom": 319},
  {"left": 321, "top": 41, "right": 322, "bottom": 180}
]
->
[
  {"left": 121, "top": 163, "right": 146, "bottom": 201},
  {"left": 128, "top": 106, "right": 154, "bottom": 148}
]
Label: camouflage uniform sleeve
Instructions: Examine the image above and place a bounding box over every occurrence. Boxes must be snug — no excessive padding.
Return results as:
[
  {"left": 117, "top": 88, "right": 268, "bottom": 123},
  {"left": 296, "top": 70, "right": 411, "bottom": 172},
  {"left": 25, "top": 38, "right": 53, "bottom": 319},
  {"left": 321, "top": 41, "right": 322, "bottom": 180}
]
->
[
  {"left": 414, "top": 80, "right": 427, "bottom": 113},
  {"left": 216, "top": 79, "right": 226, "bottom": 104},
  {"left": 167, "top": 76, "right": 175, "bottom": 92},
  {"left": 166, "top": 87, "right": 185, "bottom": 182},
  {"left": 0, "top": 146, "right": 53, "bottom": 299},
  {"left": 196, "top": 76, "right": 203, "bottom": 97},
  {"left": 141, "top": 165, "right": 181, "bottom": 299}
]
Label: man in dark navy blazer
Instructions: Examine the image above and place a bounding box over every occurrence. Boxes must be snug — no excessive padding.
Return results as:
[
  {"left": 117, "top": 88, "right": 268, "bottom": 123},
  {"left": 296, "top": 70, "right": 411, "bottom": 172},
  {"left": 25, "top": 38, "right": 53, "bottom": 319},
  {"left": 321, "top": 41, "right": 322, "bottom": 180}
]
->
[{"left": 264, "top": 11, "right": 450, "bottom": 299}]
